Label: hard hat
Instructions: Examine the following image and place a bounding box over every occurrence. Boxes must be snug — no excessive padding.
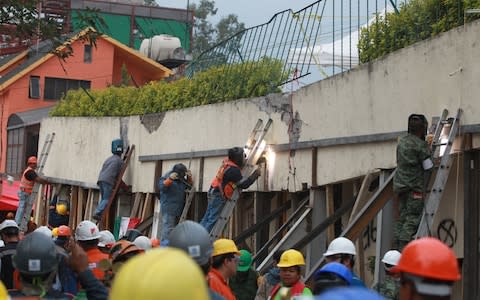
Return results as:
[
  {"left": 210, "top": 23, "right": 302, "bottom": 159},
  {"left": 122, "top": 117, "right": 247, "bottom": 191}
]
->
[
  {"left": 56, "top": 203, "right": 68, "bottom": 216},
  {"left": 381, "top": 250, "right": 401, "bottom": 268},
  {"left": 27, "top": 156, "right": 37, "bottom": 164},
  {"left": 34, "top": 226, "right": 52, "bottom": 238},
  {"left": 98, "top": 230, "right": 115, "bottom": 248},
  {"left": 110, "top": 248, "right": 209, "bottom": 300},
  {"left": 0, "top": 280, "right": 8, "bottom": 300},
  {"left": 228, "top": 147, "right": 245, "bottom": 167},
  {"left": 323, "top": 237, "right": 356, "bottom": 257},
  {"left": 151, "top": 238, "right": 160, "bottom": 248},
  {"left": 0, "top": 219, "right": 19, "bottom": 231},
  {"left": 391, "top": 237, "right": 460, "bottom": 282},
  {"left": 277, "top": 249, "right": 305, "bottom": 268},
  {"left": 133, "top": 236, "right": 152, "bottom": 250},
  {"left": 75, "top": 220, "right": 101, "bottom": 241},
  {"left": 13, "top": 231, "right": 58, "bottom": 275},
  {"left": 172, "top": 163, "right": 187, "bottom": 177},
  {"left": 237, "top": 249, "right": 253, "bottom": 272},
  {"left": 318, "top": 286, "right": 386, "bottom": 299},
  {"left": 212, "top": 238, "right": 240, "bottom": 257},
  {"left": 169, "top": 221, "right": 213, "bottom": 266},
  {"left": 315, "top": 262, "right": 353, "bottom": 285},
  {"left": 111, "top": 139, "right": 124, "bottom": 154},
  {"left": 56, "top": 225, "right": 71, "bottom": 237},
  {"left": 110, "top": 240, "right": 144, "bottom": 264}
]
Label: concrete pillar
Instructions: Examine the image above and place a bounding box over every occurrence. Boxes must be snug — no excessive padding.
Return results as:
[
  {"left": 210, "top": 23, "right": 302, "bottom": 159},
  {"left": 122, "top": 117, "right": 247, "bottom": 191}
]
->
[{"left": 305, "top": 188, "right": 327, "bottom": 275}]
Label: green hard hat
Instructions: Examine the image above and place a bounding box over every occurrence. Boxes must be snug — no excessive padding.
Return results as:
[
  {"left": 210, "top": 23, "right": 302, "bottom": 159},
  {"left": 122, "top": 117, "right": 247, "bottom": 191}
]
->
[{"left": 237, "top": 249, "right": 253, "bottom": 272}]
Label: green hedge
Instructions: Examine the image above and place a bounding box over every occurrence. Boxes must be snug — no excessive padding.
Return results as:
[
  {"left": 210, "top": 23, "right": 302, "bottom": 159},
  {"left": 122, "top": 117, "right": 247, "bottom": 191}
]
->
[
  {"left": 50, "top": 58, "right": 287, "bottom": 117},
  {"left": 358, "top": 0, "right": 480, "bottom": 63}
]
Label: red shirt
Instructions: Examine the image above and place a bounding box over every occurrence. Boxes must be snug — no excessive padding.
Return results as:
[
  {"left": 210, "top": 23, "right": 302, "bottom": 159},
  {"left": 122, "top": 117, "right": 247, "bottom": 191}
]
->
[
  {"left": 207, "top": 268, "right": 236, "bottom": 300},
  {"left": 85, "top": 248, "right": 109, "bottom": 281}
]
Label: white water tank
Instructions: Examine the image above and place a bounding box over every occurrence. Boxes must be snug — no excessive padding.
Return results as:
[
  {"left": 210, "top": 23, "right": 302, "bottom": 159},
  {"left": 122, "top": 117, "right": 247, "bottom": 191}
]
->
[{"left": 139, "top": 34, "right": 185, "bottom": 62}]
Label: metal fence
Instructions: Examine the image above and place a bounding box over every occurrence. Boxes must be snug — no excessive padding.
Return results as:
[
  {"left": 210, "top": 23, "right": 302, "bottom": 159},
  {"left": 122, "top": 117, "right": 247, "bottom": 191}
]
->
[{"left": 186, "top": 0, "right": 476, "bottom": 88}]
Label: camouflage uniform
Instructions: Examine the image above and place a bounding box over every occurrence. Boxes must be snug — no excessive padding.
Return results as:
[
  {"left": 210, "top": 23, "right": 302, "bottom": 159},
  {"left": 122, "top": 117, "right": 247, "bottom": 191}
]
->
[
  {"left": 393, "top": 133, "right": 431, "bottom": 250},
  {"left": 375, "top": 276, "right": 400, "bottom": 300}
]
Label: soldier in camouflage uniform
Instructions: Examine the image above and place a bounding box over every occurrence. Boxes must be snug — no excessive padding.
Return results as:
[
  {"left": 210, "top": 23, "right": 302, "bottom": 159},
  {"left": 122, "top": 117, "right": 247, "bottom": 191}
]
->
[{"left": 393, "top": 114, "right": 433, "bottom": 251}]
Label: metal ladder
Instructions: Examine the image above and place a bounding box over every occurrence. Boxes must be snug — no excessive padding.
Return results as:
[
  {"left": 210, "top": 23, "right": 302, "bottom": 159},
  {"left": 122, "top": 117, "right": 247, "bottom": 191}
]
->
[
  {"left": 416, "top": 108, "right": 462, "bottom": 238},
  {"left": 209, "top": 119, "right": 272, "bottom": 240},
  {"left": 178, "top": 184, "right": 196, "bottom": 223},
  {"left": 18, "top": 133, "right": 55, "bottom": 232}
]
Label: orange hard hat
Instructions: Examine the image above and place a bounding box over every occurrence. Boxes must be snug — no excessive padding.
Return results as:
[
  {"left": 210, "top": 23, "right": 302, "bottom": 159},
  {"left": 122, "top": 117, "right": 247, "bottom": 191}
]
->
[
  {"left": 391, "top": 237, "right": 460, "bottom": 281},
  {"left": 151, "top": 238, "right": 160, "bottom": 248},
  {"left": 27, "top": 156, "right": 37, "bottom": 164},
  {"left": 110, "top": 240, "right": 144, "bottom": 263},
  {"left": 57, "top": 225, "right": 72, "bottom": 237}
]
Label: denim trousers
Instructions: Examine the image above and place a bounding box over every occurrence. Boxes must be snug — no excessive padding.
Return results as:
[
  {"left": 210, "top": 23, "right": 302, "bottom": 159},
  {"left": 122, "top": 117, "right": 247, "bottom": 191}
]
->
[
  {"left": 15, "top": 190, "right": 31, "bottom": 224},
  {"left": 199, "top": 190, "right": 225, "bottom": 232},
  {"left": 95, "top": 181, "right": 113, "bottom": 215}
]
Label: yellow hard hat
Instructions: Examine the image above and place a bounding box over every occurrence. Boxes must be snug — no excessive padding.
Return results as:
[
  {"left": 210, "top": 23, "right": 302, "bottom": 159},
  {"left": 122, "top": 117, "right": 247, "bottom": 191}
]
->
[
  {"left": 109, "top": 248, "right": 209, "bottom": 300},
  {"left": 52, "top": 227, "right": 59, "bottom": 237},
  {"left": 277, "top": 249, "right": 305, "bottom": 268},
  {"left": 56, "top": 204, "right": 68, "bottom": 216},
  {"left": 0, "top": 280, "right": 9, "bottom": 300},
  {"left": 212, "top": 238, "right": 240, "bottom": 257}
]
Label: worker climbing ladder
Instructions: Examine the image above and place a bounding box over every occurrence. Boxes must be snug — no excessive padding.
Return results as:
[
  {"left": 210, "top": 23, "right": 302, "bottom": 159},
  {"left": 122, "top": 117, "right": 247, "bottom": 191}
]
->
[
  {"left": 209, "top": 118, "right": 272, "bottom": 239},
  {"left": 416, "top": 108, "right": 462, "bottom": 238},
  {"left": 18, "top": 133, "right": 55, "bottom": 232}
]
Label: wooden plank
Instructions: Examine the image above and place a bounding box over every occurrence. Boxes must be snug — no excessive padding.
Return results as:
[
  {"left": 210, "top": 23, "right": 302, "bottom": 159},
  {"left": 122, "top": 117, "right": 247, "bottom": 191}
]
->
[
  {"left": 326, "top": 185, "right": 335, "bottom": 243},
  {"left": 141, "top": 193, "right": 153, "bottom": 220},
  {"left": 311, "top": 147, "right": 317, "bottom": 187},
  {"left": 77, "top": 188, "right": 85, "bottom": 224},
  {"left": 356, "top": 235, "right": 366, "bottom": 283},
  {"left": 69, "top": 186, "right": 78, "bottom": 229},
  {"left": 84, "top": 189, "right": 92, "bottom": 220},
  {"left": 130, "top": 193, "right": 142, "bottom": 218},
  {"left": 348, "top": 171, "right": 377, "bottom": 224}
]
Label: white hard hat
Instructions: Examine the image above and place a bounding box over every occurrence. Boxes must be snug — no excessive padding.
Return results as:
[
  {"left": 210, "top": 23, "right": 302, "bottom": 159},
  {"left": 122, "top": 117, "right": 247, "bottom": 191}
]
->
[
  {"left": 133, "top": 236, "right": 152, "bottom": 250},
  {"left": 323, "top": 237, "right": 357, "bottom": 257},
  {"left": 98, "top": 230, "right": 115, "bottom": 247},
  {"left": 0, "top": 220, "right": 19, "bottom": 231},
  {"left": 34, "top": 226, "right": 52, "bottom": 238},
  {"left": 75, "top": 220, "right": 101, "bottom": 241},
  {"left": 382, "top": 250, "right": 401, "bottom": 267},
  {"left": 0, "top": 240, "right": 4, "bottom": 247}
]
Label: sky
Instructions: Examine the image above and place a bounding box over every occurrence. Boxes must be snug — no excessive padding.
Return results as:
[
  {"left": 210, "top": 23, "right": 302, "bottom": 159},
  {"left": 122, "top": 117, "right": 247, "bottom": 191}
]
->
[{"left": 156, "top": 0, "right": 316, "bottom": 27}]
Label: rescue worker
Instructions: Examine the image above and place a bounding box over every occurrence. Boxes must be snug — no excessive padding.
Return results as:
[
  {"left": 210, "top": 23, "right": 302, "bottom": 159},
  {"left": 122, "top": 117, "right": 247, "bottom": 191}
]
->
[
  {"left": 52, "top": 225, "right": 78, "bottom": 295},
  {"left": 169, "top": 220, "right": 224, "bottom": 300},
  {"left": 318, "top": 286, "right": 386, "bottom": 299},
  {"left": 109, "top": 248, "right": 209, "bottom": 300},
  {"left": 200, "top": 147, "right": 261, "bottom": 232},
  {"left": 110, "top": 239, "right": 144, "bottom": 266},
  {"left": 93, "top": 139, "right": 128, "bottom": 221},
  {"left": 158, "top": 163, "right": 193, "bottom": 243},
  {"left": 0, "top": 219, "right": 20, "bottom": 288},
  {"left": 75, "top": 220, "right": 110, "bottom": 281},
  {"left": 9, "top": 231, "right": 108, "bottom": 299},
  {"left": 255, "top": 250, "right": 283, "bottom": 300},
  {"left": 15, "top": 156, "right": 49, "bottom": 225},
  {"left": 376, "top": 250, "right": 402, "bottom": 300},
  {"left": 49, "top": 192, "right": 69, "bottom": 228},
  {"left": 270, "top": 249, "right": 312, "bottom": 299},
  {"left": 208, "top": 238, "right": 241, "bottom": 300},
  {"left": 98, "top": 230, "right": 115, "bottom": 254},
  {"left": 133, "top": 235, "right": 152, "bottom": 250},
  {"left": 230, "top": 249, "right": 258, "bottom": 300},
  {"left": 393, "top": 114, "right": 433, "bottom": 250},
  {"left": 323, "top": 237, "right": 366, "bottom": 287},
  {"left": 391, "top": 237, "right": 460, "bottom": 300},
  {"left": 313, "top": 262, "right": 352, "bottom": 295}
]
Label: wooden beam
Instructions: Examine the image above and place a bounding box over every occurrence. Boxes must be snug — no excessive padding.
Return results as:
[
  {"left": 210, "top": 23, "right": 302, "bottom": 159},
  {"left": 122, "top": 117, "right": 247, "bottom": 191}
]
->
[
  {"left": 311, "top": 147, "right": 317, "bottom": 187},
  {"left": 141, "top": 193, "right": 153, "bottom": 220},
  {"left": 77, "top": 188, "right": 85, "bottom": 225},
  {"left": 69, "top": 186, "right": 78, "bottom": 229},
  {"left": 326, "top": 185, "right": 335, "bottom": 243},
  {"left": 130, "top": 193, "right": 142, "bottom": 218}
]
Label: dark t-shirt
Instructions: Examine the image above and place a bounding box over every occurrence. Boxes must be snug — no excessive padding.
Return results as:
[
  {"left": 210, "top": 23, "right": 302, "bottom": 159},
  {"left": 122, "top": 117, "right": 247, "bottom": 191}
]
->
[
  {"left": 0, "top": 242, "right": 18, "bottom": 289},
  {"left": 24, "top": 169, "right": 38, "bottom": 181}
]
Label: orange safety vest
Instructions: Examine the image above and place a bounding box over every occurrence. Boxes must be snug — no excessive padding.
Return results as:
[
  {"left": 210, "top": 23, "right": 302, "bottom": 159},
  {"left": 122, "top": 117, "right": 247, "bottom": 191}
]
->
[
  {"left": 19, "top": 167, "right": 35, "bottom": 194},
  {"left": 270, "top": 281, "right": 306, "bottom": 299},
  {"left": 211, "top": 158, "right": 240, "bottom": 200}
]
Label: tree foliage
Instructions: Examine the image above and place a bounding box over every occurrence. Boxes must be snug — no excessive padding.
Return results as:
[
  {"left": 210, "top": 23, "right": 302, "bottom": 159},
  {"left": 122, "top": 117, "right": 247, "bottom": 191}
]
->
[
  {"left": 189, "top": 0, "right": 245, "bottom": 58},
  {"left": 50, "top": 58, "right": 287, "bottom": 117},
  {"left": 358, "top": 0, "right": 480, "bottom": 63}
]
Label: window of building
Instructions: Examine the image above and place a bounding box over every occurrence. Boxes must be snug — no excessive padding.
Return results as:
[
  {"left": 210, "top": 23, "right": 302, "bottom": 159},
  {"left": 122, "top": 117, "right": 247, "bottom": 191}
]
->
[
  {"left": 44, "top": 77, "right": 91, "bottom": 100},
  {"left": 29, "top": 76, "right": 40, "bottom": 99},
  {"left": 6, "top": 128, "right": 24, "bottom": 175},
  {"left": 84, "top": 44, "right": 92, "bottom": 63}
]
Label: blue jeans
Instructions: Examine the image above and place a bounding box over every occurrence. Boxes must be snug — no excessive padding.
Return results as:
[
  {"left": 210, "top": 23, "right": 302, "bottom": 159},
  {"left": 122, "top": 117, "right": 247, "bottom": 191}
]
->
[
  {"left": 161, "top": 213, "right": 177, "bottom": 244},
  {"left": 200, "top": 190, "right": 225, "bottom": 232},
  {"left": 15, "top": 190, "right": 31, "bottom": 224},
  {"left": 95, "top": 181, "right": 113, "bottom": 215}
]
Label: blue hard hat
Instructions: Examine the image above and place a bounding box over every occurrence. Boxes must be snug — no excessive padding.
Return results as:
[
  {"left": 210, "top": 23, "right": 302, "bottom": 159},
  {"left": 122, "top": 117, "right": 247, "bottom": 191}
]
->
[
  {"left": 315, "top": 262, "right": 353, "bottom": 285},
  {"left": 317, "top": 287, "right": 386, "bottom": 300}
]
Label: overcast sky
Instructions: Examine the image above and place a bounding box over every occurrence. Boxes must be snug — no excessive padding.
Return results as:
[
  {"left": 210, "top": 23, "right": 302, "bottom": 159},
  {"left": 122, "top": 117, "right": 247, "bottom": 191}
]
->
[{"left": 156, "top": 0, "right": 316, "bottom": 27}]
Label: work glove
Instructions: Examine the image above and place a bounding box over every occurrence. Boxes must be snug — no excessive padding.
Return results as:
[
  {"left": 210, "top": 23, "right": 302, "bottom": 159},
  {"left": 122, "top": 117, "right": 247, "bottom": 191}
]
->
[
  {"left": 169, "top": 172, "right": 179, "bottom": 180},
  {"left": 186, "top": 170, "right": 193, "bottom": 184},
  {"left": 249, "top": 168, "right": 261, "bottom": 181}
]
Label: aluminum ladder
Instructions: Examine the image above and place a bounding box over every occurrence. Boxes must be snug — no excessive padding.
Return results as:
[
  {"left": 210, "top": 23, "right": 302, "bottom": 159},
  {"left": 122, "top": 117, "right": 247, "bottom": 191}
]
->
[
  {"left": 18, "top": 133, "right": 55, "bottom": 232},
  {"left": 209, "top": 119, "right": 272, "bottom": 240}
]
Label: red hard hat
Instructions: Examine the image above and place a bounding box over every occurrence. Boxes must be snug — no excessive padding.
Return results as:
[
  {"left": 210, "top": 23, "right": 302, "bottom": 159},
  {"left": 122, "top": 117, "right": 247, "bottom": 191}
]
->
[
  {"left": 27, "top": 156, "right": 37, "bottom": 164},
  {"left": 57, "top": 225, "right": 72, "bottom": 237},
  {"left": 391, "top": 237, "right": 460, "bottom": 281}
]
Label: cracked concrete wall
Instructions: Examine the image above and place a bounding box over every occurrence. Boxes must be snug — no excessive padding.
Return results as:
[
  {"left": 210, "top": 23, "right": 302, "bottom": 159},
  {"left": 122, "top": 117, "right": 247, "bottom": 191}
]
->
[{"left": 40, "top": 19, "right": 480, "bottom": 192}]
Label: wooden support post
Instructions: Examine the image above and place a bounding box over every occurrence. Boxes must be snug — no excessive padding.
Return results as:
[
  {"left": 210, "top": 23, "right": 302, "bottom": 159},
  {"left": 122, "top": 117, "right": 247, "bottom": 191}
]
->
[
  {"left": 356, "top": 234, "right": 366, "bottom": 282},
  {"left": 77, "top": 188, "right": 85, "bottom": 225},
  {"left": 141, "top": 193, "right": 152, "bottom": 220},
  {"left": 326, "top": 185, "right": 335, "bottom": 243},
  {"left": 130, "top": 193, "right": 142, "bottom": 218},
  {"left": 311, "top": 147, "right": 317, "bottom": 188},
  {"left": 69, "top": 186, "right": 78, "bottom": 228}
]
